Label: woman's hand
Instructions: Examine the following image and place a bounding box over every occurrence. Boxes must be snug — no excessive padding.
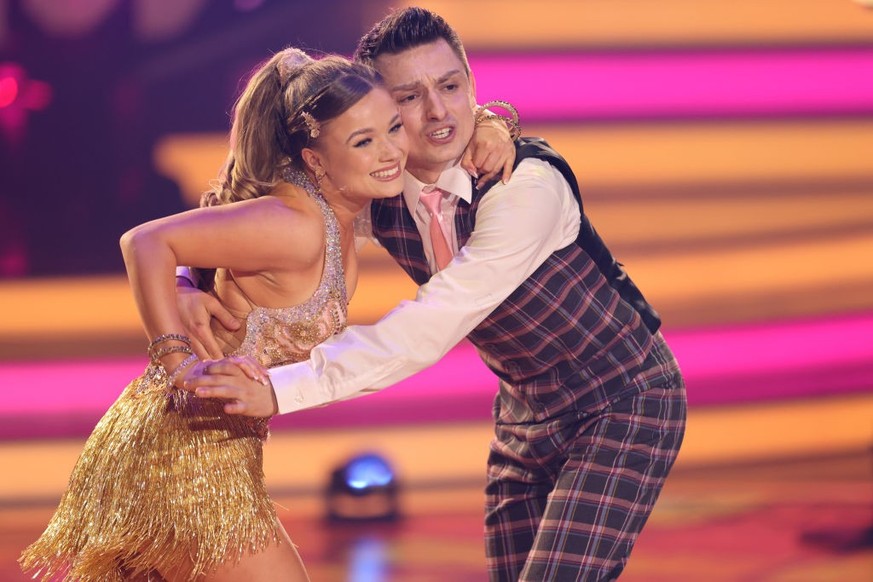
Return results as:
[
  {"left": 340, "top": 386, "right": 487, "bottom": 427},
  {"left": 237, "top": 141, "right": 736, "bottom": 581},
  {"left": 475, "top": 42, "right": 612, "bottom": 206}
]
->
[{"left": 461, "top": 116, "right": 516, "bottom": 188}]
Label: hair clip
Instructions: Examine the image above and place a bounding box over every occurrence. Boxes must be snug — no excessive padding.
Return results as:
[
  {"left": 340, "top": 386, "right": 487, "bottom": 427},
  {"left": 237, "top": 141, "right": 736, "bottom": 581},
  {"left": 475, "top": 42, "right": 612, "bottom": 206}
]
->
[{"left": 300, "top": 111, "right": 320, "bottom": 139}]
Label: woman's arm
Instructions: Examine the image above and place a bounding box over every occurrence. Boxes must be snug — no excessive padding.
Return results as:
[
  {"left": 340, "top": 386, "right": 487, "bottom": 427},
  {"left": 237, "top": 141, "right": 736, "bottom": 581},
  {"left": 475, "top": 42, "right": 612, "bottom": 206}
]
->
[
  {"left": 460, "top": 101, "right": 520, "bottom": 187},
  {"left": 121, "top": 196, "right": 317, "bottom": 376}
]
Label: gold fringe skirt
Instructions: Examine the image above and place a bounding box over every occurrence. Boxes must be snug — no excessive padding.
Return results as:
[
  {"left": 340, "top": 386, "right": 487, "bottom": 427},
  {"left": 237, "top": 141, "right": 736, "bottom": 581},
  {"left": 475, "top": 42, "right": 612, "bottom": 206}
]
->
[{"left": 19, "top": 364, "right": 278, "bottom": 581}]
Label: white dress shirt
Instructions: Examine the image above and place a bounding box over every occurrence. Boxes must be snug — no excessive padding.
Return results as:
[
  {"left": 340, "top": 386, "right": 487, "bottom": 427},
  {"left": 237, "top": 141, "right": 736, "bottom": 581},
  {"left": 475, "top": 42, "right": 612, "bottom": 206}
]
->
[
  {"left": 403, "top": 164, "right": 470, "bottom": 272},
  {"left": 270, "top": 158, "right": 581, "bottom": 414}
]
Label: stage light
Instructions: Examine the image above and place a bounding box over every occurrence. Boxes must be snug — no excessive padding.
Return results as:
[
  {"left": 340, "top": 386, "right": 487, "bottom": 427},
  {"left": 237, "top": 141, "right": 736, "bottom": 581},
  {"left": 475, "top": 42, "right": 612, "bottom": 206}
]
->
[
  {"left": 0, "top": 76, "right": 18, "bottom": 108},
  {"left": 0, "top": 62, "right": 51, "bottom": 146},
  {"left": 326, "top": 453, "right": 400, "bottom": 522},
  {"left": 0, "top": 63, "right": 52, "bottom": 112}
]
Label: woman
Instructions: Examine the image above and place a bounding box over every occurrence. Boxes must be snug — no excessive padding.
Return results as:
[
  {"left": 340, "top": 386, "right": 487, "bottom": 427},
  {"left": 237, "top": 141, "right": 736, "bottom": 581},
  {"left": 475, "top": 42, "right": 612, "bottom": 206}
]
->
[{"left": 20, "top": 47, "right": 514, "bottom": 582}]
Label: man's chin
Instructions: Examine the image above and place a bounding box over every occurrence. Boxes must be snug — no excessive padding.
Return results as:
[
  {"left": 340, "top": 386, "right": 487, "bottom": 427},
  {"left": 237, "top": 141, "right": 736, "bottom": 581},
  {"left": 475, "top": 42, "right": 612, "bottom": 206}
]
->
[
  {"left": 404, "top": 154, "right": 446, "bottom": 170},
  {"left": 425, "top": 147, "right": 466, "bottom": 168}
]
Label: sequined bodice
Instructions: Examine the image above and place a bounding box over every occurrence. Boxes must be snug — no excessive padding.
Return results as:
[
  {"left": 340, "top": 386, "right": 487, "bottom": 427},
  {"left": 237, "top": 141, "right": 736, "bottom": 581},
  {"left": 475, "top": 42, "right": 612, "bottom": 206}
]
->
[{"left": 215, "top": 191, "right": 348, "bottom": 368}]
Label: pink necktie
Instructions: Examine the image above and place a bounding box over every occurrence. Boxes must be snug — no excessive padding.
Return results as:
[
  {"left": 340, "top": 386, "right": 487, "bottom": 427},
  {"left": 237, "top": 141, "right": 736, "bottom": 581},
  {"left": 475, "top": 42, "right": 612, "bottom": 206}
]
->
[{"left": 419, "top": 185, "right": 453, "bottom": 271}]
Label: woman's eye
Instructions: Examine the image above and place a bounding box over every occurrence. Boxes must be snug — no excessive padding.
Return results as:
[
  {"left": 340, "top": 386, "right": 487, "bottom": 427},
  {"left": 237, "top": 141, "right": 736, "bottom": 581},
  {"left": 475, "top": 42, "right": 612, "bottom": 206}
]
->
[
  {"left": 354, "top": 138, "right": 372, "bottom": 148},
  {"left": 389, "top": 122, "right": 403, "bottom": 133}
]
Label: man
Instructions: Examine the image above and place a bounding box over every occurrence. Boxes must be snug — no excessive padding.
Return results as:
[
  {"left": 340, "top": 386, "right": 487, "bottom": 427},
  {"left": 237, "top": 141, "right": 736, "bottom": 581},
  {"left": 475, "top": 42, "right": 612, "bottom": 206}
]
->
[{"left": 186, "top": 7, "right": 686, "bottom": 581}]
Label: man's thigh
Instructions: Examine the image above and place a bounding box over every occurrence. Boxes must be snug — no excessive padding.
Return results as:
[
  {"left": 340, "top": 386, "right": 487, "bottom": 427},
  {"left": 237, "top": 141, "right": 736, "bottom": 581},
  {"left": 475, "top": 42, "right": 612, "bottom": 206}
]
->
[
  {"left": 484, "top": 443, "right": 555, "bottom": 582},
  {"left": 520, "top": 381, "right": 687, "bottom": 581}
]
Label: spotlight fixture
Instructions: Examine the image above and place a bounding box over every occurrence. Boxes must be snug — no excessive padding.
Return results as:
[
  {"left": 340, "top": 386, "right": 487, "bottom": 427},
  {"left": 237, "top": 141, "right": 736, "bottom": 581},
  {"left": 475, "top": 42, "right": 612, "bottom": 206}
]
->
[{"left": 325, "top": 453, "right": 399, "bottom": 522}]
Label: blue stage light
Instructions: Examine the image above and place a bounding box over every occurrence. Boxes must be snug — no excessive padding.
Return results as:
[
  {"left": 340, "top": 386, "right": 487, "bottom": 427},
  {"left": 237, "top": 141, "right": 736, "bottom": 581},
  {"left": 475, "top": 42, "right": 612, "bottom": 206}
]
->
[
  {"left": 326, "top": 453, "right": 400, "bottom": 521},
  {"left": 344, "top": 454, "right": 394, "bottom": 490}
]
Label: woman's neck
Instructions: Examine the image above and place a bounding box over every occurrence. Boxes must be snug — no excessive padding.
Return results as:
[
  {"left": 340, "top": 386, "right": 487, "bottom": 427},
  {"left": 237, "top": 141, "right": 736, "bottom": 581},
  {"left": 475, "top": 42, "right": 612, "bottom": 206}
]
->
[{"left": 321, "top": 189, "right": 367, "bottom": 231}]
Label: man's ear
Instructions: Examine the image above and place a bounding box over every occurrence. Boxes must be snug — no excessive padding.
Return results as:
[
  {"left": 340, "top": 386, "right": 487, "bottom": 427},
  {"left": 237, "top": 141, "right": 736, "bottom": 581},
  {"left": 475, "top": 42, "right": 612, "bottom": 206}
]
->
[{"left": 467, "top": 70, "right": 478, "bottom": 109}]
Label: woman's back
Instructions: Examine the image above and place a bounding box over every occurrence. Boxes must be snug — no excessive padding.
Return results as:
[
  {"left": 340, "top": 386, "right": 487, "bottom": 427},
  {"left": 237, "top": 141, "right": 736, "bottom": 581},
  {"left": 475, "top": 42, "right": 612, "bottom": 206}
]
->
[{"left": 210, "top": 185, "right": 349, "bottom": 368}]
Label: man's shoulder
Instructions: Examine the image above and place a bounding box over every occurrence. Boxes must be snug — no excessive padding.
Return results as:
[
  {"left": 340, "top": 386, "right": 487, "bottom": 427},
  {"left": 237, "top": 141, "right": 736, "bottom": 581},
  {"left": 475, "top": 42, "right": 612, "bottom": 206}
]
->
[
  {"left": 514, "top": 137, "right": 568, "bottom": 168},
  {"left": 511, "top": 157, "right": 565, "bottom": 183},
  {"left": 513, "top": 137, "right": 579, "bottom": 194}
]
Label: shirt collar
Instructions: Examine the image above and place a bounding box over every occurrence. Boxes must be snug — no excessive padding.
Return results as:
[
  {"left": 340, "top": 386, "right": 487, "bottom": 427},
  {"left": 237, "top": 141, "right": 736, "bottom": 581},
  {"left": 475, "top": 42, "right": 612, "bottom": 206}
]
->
[{"left": 402, "top": 163, "right": 474, "bottom": 210}]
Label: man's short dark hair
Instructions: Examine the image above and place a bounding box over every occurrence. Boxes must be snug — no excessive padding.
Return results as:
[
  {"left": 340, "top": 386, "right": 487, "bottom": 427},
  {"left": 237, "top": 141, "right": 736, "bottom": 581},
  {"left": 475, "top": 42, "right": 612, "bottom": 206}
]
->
[{"left": 354, "top": 7, "right": 471, "bottom": 76}]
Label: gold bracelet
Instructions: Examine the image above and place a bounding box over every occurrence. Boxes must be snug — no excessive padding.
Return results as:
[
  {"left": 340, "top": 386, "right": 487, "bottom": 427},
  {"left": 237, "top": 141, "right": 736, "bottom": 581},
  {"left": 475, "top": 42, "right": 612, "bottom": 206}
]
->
[
  {"left": 475, "top": 109, "right": 521, "bottom": 140},
  {"left": 476, "top": 100, "right": 521, "bottom": 140},
  {"left": 480, "top": 100, "right": 519, "bottom": 126}
]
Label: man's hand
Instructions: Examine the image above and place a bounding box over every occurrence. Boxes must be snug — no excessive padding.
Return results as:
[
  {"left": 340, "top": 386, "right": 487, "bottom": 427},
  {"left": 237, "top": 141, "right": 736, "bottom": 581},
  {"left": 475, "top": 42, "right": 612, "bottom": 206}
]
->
[
  {"left": 186, "top": 358, "right": 278, "bottom": 417},
  {"left": 461, "top": 117, "right": 516, "bottom": 188},
  {"left": 176, "top": 285, "right": 240, "bottom": 359}
]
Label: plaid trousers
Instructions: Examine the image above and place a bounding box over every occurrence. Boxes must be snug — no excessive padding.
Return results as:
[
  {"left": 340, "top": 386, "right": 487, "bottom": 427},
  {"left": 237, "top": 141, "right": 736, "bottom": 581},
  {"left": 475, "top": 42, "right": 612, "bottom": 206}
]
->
[{"left": 485, "top": 333, "right": 687, "bottom": 581}]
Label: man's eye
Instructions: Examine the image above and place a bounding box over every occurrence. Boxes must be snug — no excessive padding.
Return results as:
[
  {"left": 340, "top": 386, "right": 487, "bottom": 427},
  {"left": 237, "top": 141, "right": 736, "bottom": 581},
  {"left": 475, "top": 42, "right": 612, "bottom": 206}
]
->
[{"left": 397, "top": 94, "right": 416, "bottom": 104}]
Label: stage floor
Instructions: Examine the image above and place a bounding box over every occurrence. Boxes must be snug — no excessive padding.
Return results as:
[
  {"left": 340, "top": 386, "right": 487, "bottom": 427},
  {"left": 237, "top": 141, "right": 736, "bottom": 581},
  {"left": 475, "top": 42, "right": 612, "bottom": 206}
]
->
[{"left": 2, "top": 447, "right": 871, "bottom": 581}]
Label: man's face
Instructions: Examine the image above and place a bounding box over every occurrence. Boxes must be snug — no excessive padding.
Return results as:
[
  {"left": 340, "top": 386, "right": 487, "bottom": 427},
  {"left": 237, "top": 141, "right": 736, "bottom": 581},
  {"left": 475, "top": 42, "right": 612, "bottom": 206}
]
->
[{"left": 374, "top": 39, "right": 476, "bottom": 184}]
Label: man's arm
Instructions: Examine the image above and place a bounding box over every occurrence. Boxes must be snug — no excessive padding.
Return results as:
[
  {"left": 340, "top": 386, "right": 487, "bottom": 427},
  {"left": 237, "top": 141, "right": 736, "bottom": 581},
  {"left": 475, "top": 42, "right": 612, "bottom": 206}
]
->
[
  {"left": 192, "top": 159, "right": 580, "bottom": 415},
  {"left": 175, "top": 266, "right": 199, "bottom": 288}
]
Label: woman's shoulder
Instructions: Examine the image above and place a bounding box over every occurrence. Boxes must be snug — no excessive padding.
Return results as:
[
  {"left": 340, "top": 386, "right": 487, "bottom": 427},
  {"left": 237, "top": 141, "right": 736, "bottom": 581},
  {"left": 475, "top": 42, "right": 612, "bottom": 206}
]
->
[
  {"left": 227, "top": 180, "right": 316, "bottom": 220},
  {"left": 245, "top": 187, "right": 326, "bottom": 264}
]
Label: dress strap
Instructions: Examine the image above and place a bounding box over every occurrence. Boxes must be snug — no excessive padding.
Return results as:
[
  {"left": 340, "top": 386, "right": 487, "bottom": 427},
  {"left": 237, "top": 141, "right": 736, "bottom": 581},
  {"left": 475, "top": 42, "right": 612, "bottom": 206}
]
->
[
  {"left": 308, "top": 188, "right": 347, "bottom": 305},
  {"left": 282, "top": 166, "right": 346, "bottom": 303}
]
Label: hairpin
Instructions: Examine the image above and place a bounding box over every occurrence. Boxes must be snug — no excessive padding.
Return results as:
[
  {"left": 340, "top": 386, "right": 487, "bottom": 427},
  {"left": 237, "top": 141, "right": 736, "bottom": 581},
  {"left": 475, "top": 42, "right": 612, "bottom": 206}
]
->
[{"left": 300, "top": 111, "right": 320, "bottom": 139}]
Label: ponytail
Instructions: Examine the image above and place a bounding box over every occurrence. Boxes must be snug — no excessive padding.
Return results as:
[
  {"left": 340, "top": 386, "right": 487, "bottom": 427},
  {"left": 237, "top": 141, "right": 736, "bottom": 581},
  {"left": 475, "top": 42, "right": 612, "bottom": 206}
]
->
[{"left": 203, "top": 49, "right": 314, "bottom": 207}]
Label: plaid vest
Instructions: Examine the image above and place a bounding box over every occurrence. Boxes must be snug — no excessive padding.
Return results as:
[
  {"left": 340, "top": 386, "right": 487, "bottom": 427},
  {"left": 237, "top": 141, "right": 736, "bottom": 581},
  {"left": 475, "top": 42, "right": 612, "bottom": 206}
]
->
[{"left": 371, "top": 138, "right": 661, "bottom": 420}]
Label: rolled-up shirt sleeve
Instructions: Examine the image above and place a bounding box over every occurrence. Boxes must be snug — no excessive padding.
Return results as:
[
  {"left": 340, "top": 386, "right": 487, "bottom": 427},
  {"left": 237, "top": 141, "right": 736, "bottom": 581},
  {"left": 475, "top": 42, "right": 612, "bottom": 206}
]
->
[{"left": 271, "top": 158, "right": 581, "bottom": 413}]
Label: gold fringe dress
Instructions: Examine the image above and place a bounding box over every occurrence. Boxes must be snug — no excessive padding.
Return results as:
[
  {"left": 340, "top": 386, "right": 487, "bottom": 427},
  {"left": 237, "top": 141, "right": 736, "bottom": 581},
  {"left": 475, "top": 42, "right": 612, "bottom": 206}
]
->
[{"left": 19, "top": 190, "right": 348, "bottom": 581}]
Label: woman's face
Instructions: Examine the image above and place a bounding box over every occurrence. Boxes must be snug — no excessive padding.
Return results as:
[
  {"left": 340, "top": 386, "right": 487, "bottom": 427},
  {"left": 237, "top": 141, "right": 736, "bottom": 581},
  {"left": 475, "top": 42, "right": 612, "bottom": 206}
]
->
[{"left": 310, "top": 87, "right": 409, "bottom": 205}]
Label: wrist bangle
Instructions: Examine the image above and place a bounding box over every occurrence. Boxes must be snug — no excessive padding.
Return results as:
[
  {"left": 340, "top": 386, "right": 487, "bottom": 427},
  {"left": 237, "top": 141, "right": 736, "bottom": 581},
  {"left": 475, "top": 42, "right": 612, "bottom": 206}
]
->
[
  {"left": 150, "top": 344, "right": 193, "bottom": 363},
  {"left": 167, "top": 353, "right": 199, "bottom": 387},
  {"left": 476, "top": 100, "right": 521, "bottom": 140},
  {"left": 148, "top": 333, "right": 191, "bottom": 352}
]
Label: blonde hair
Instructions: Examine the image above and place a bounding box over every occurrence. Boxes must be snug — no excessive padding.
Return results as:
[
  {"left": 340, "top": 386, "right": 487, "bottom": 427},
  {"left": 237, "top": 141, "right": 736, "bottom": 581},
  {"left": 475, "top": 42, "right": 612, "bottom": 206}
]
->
[{"left": 201, "top": 48, "right": 382, "bottom": 208}]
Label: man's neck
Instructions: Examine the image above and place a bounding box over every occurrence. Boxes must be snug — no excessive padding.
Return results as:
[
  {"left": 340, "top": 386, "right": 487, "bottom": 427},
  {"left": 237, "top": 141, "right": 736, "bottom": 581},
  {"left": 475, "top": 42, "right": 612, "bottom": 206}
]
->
[
  {"left": 402, "top": 161, "right": 474, "bottom": 207},
  {"left": 405, "top": 158, "right": 458, "bottom": 185}
]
